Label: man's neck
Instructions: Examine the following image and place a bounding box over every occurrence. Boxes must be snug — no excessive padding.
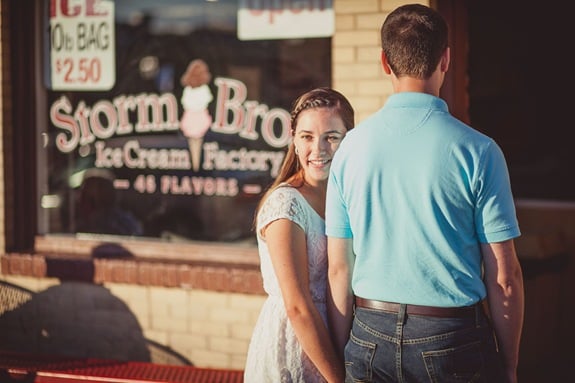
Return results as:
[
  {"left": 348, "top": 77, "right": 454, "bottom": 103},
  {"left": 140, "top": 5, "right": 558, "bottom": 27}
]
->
[{"left": 392, "top": 76, "right": 442, "bottom": 96}]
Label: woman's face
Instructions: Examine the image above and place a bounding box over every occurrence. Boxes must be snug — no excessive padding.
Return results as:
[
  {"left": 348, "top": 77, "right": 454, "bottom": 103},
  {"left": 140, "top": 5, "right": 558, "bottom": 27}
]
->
[{"left": 293, "top": 108, "right": 347, "bottom": 186}]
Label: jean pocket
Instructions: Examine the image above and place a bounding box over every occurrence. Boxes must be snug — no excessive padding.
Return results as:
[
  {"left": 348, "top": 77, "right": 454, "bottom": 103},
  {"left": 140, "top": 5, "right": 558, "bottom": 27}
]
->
[
  {"left": 422, "top": 340, "right": 484, "bottom": 383},
  {"left": 344, "top": 332, "right": 376, "bottom": 382}
]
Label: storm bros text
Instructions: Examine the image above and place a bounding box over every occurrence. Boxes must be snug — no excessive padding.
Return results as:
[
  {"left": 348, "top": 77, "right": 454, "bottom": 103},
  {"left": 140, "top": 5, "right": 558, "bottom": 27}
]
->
[{"left": 50, "top": 77, "right": 290, "bottom": 178}]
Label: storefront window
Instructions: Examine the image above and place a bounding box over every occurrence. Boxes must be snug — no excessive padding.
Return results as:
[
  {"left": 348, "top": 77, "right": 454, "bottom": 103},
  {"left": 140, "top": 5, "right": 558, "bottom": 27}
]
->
[{"left": 39, "top": 0, "right": 332, "bottom": 243}]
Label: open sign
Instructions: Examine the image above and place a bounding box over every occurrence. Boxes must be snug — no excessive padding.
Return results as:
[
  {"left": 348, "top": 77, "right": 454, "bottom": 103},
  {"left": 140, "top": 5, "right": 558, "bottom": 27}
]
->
[{"left": 238, "top": 0, "right": 334, "bottom": 40}]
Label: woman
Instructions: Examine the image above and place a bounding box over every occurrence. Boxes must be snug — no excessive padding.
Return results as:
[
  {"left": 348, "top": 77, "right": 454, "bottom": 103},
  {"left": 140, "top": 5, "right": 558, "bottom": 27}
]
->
[{"left": 244, "top": 87, "right": 355, "bottom": 382}]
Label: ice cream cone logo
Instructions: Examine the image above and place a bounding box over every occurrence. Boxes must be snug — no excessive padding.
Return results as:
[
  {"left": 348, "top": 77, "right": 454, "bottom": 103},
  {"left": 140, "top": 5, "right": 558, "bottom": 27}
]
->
[{"left": 180, "top": 59, "right": 214, "bottom": 172}]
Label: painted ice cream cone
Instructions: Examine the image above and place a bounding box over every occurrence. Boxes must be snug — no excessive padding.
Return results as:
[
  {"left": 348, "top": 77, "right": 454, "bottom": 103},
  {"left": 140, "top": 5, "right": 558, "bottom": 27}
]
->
[{"left": 188, "top": 137, "right": 203, "bottom": 172}]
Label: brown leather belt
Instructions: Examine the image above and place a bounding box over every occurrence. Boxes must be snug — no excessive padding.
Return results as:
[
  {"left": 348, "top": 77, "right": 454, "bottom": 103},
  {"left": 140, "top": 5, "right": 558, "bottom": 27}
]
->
[{"left": 355, "top": 297, "right": 479, "bottom": 318}]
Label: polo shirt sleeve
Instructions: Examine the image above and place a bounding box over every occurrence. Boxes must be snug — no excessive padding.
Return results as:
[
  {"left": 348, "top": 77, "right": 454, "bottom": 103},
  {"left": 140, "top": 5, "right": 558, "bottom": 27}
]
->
[
  {"left": 326, "top": 167, "right": 353, "bottom": 238},
  {"left": 475, "top": 140, "right": 521, "bottom": 243}
]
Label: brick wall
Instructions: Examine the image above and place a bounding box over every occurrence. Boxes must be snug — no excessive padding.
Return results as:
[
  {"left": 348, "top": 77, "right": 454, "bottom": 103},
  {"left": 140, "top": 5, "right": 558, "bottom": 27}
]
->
[{"left": 0, "top": 273, "right": 265, "bottom": 370}]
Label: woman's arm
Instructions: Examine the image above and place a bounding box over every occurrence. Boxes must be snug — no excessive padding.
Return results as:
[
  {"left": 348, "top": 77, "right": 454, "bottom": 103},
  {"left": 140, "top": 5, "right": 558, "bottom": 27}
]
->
[{"left": 265, "top": 218, "right": 345, "bottom": 383}]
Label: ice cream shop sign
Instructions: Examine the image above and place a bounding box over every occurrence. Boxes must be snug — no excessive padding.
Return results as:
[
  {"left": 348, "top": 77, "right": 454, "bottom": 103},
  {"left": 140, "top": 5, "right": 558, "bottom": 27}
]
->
[{"left": 49, "top": 75, "right": 289, "bottom": 196}]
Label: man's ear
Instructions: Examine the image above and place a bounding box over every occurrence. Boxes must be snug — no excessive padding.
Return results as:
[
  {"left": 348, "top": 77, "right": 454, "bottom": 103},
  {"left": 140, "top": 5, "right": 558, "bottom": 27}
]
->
[
  {"left": 381, "top": 50, "right": 392, "bottom": 75},
  {"left": 440, "top": 47, "right": 450, "bottom": 73}
]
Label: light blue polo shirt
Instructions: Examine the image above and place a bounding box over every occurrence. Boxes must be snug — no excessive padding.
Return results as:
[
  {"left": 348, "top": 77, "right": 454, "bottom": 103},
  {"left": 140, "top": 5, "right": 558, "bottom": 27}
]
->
[{"left": 325, "top": 92, "right": 521, "bottom": 307}]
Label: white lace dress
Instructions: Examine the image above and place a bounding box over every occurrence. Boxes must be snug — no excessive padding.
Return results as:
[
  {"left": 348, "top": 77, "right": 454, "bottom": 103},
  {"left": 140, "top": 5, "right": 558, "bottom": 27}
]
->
[{"left": 244, "top": 186, "right": 328, "bottom": 383}]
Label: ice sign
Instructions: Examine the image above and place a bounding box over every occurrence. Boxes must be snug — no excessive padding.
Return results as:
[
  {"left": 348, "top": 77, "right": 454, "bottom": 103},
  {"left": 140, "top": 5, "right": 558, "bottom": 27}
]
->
[{"left": 49, "top": 0, "right": 115, "bottom": 91}]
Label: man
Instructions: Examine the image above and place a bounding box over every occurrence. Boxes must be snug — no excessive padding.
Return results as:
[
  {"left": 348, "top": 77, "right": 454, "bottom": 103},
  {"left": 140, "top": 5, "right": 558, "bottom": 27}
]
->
[{"left": 325, "top": 4, "right": 524, "bottom": 383}]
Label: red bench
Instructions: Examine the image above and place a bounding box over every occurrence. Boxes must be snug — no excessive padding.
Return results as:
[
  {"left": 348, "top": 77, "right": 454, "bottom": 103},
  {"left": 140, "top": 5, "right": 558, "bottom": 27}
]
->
[{"left": 0, "top": 350, "right": 244, "bottom": 383}]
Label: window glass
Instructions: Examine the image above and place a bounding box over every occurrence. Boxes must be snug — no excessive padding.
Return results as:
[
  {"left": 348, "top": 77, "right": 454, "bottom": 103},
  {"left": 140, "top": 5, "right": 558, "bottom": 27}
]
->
[{"left": 40, "top": 0, "right": 332, "bottom": 242}]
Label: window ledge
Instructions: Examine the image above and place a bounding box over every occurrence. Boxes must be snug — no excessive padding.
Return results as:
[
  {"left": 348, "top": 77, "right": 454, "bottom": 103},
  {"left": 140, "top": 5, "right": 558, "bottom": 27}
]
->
[
  {"left": 1, "top": 235, "right": 264, "bottom": 294},
  {"left": 35, "top": 234, "right": 259, "bottom": 265}
]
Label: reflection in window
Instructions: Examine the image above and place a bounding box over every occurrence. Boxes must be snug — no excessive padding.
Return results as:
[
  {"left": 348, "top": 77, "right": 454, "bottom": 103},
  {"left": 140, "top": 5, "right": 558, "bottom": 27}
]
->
[{"left": 40, "top": 0, "right": 332, "bottom": 243}]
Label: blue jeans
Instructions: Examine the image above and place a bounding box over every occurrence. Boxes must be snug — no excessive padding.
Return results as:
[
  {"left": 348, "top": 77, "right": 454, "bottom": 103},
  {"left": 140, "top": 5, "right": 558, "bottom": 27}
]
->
[{"left": 344, "top": 304, "right": 505, "bottom": 382}]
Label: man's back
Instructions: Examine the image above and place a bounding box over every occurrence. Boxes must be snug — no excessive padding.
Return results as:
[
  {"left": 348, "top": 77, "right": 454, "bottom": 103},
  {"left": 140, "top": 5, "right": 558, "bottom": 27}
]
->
[{"left": 327, "top": 91, "right": 519, "bottom": 307}]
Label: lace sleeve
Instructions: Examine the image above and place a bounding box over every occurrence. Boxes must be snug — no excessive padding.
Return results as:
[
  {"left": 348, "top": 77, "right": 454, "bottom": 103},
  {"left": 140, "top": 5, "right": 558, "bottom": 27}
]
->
[{"left": 256, "top": 186, "right": 307, "bottom": 236}]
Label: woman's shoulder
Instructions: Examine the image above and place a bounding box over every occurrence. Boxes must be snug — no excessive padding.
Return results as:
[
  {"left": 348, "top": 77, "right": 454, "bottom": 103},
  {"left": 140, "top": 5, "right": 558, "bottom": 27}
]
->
[
  {"left": 262, "top": 184, "right": 305, "bottom": 212},
  {"left": 257, "top": 185, "right": 307, "bottom": 229}
]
